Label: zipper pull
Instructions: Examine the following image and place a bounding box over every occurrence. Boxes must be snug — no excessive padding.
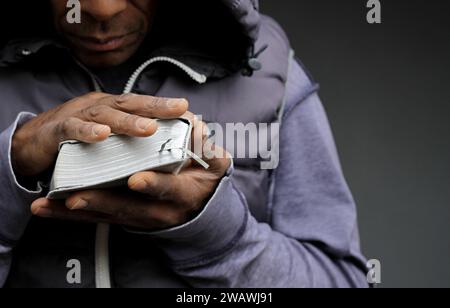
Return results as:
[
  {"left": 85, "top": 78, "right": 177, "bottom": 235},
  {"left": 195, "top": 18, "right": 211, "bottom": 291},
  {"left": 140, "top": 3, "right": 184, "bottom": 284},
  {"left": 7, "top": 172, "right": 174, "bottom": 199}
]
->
[{"left": 242, "top": 44, "right": 269, "bottom": 77}]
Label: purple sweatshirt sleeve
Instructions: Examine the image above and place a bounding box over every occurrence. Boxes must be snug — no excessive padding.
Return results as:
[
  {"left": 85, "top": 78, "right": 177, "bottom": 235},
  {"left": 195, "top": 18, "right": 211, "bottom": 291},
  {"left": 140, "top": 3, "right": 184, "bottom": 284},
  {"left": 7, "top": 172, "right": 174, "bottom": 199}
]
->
[
  {"left": 0, "top": 112, "right": 43, "bottom": 286},
  {"left": 148, "top": 61, "right": 369, "bottom": 288}
]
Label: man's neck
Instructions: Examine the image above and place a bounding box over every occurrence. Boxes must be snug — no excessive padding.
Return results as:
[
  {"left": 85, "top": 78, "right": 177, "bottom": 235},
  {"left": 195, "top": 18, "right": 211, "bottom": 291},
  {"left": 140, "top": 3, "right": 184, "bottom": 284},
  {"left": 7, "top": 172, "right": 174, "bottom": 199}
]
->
[{"left": 89, "top": 39, "right": 155, "bottom": 94}]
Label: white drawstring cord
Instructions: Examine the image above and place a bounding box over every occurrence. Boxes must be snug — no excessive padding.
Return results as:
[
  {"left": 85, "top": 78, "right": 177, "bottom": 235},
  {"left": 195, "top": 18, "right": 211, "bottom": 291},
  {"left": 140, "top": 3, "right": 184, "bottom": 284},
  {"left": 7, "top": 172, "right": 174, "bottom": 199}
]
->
[
  {"left": 92, "top": 56, "right": 207, "bottom": 289},
  {"left": 95, "top": 223, "right": 112, "bottom": 288}
]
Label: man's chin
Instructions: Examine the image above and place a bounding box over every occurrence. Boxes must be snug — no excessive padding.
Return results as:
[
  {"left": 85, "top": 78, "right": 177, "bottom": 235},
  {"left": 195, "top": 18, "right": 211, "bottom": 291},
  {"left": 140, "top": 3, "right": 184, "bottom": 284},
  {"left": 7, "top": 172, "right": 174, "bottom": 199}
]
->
[{"left": 75, "top": 49, "right": 138, "bottom": 68}]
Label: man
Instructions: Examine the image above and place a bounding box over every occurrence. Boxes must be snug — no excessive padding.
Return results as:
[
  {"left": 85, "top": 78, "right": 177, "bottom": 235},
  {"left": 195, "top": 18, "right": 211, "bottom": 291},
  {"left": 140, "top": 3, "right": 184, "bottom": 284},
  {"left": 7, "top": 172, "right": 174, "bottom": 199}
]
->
[{"left": 0, "top": 0, "right": 368, "bottom": 288}]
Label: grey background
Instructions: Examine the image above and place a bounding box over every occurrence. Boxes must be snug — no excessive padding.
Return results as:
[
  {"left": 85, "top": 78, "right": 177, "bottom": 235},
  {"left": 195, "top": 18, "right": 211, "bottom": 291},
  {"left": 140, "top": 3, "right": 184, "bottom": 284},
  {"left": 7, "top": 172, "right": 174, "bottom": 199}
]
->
[{"left": 261, "top": 0, "right": 450, "bottom": 287}]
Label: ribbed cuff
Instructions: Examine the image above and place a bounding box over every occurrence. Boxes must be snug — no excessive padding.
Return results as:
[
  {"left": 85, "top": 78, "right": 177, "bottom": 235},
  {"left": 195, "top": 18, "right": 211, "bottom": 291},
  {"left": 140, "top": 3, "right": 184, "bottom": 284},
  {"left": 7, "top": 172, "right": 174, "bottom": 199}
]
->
[
  {"left": 128, "top": 164, "right": 249, "bottom": 268},
  {"left": 0, "top": 112, "right": 43, "bottom": 244}
]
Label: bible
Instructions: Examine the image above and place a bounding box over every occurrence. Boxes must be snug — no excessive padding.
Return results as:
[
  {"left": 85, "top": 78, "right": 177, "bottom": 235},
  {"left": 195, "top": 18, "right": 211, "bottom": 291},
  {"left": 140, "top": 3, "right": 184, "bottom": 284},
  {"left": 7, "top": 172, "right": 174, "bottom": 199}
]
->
[{"left": 48, "top": 118, "right": 193, "bottom": 199}]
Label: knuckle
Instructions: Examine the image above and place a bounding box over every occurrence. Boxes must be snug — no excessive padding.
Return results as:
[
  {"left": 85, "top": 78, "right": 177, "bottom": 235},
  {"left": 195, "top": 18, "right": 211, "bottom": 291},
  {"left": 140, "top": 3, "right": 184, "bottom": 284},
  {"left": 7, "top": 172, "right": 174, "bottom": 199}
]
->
[
  {"left": 124, "top": 113, "right": 139, "bottom": 125},
  {"left": 84, "top": 92, "right": 105, "bottom": 100},
  {"left": 112, "top": 96, "right": 129, "bottom": 109},
  {"left": 144, "top": 97, "right": 159, "bottom": 110},
  {"left": 83, "top": 105, "right": 105, "bottom": 120},
  {"left": 111, "top": 93, "right": 137, "bottom": 108},
  {"left": 58, "top": 117, "right": 75, "bottom": 138},
  {"left": 153, "top": 96, "right": 166, "bottom": 107},
  {"left": 118, "top": 114, "right": 139, "bottom": 132},
  {"left": 78, "top": 123, "right": 94, "bottom": 139},
  {"left": 75, "top": 125, "right": 86, "bottom": 140}
]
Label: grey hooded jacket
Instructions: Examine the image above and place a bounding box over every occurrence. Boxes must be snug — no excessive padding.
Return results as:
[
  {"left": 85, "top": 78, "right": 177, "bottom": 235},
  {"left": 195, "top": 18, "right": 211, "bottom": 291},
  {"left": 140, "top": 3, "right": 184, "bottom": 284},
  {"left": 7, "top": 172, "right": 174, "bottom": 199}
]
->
[{"left": 0, "top": 0, "right": 368, "bottom": 288}]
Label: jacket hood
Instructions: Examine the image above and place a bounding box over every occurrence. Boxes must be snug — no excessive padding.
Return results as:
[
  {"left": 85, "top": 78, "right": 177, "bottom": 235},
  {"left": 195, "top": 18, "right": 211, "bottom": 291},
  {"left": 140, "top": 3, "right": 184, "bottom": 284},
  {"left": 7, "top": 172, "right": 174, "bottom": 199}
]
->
[
  {"left": 0, "top": 0, "right": 262, "bottom": 77},
  {"left": 219, "top": 0, "right": 260, "bottom": 43}
]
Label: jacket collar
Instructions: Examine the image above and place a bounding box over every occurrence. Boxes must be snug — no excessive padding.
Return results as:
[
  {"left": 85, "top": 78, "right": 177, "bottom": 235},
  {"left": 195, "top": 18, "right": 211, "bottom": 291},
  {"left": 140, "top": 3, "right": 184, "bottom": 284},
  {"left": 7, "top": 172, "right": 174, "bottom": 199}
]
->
[
  {"left": 0, "top": 38, "right": 66, "bottom": 67},
  {"left": 0, "top": 38, "right": 265, "bottom": 80}
]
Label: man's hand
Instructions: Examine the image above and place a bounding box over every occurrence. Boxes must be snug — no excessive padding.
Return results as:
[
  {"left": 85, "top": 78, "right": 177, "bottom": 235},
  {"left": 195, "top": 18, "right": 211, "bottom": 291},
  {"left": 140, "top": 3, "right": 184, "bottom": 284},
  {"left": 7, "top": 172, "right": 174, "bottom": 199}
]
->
[
  {"left": 12, "top": 92, "right": 188, "bottom": 177},
  {"left": 30, "top": 114, "right": 232, "bottom": 230}
]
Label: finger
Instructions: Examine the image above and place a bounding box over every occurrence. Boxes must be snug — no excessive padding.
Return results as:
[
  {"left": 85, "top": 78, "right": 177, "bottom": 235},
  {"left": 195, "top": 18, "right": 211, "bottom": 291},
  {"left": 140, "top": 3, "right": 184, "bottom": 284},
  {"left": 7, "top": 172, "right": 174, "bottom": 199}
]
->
[
  {"left": 64, "top": 190, "right": 147, "bottom": 216},
  {"left": 99, "top": 94, "right": 189, "bottom": 119},
  {"left": 128, "top": 169, "right": 226, "bottom": 212},
  {"left": 185, "top": 114, "right": 230, "bottom": 169},
  {"left": 31, "top": 198, "right": 114, "bottom": 224},
  {"left": 128, "top": 171, "right": 185, "bottom": 202},
  {"left": 55, "top": 117, "right": 111, "bottom": 143},
  {"left": 65, "top": 191, "right": 188, "bottom": 229},
  {"left": 181, "top": 111, "right": 207, "bottom": 137},
  {"left": 188, "top": 117, "right": 231, "bottom": 171},
  {"left": 80, "top": 105, "right": 159, "bottom": 137},
  {"left": 202, "top": 142, "right": 232, "bottom": 172},
  {"left": 191, "top": 118, "right": 210, "bottom": 157},
  {"left": 181, "top": 112, "right": 211, "bottom": 159}
]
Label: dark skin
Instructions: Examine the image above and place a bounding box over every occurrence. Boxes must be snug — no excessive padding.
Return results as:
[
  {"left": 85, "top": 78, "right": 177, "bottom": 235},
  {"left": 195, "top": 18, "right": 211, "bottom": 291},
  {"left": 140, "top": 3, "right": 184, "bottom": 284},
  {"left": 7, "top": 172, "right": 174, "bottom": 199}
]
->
[
  {"left": 51, "top": 0, "right": 158, "bottom": 68},
  {"left": 12, "top": 0, "right": 231, "bottom": 230}
]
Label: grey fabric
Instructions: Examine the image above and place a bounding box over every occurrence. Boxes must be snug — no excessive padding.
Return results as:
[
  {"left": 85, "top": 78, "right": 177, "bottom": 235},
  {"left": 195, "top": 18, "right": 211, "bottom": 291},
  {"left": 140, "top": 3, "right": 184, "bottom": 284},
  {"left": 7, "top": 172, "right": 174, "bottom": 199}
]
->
[{"left": 0, "top": 0, "right": 367, "bottom": 288}]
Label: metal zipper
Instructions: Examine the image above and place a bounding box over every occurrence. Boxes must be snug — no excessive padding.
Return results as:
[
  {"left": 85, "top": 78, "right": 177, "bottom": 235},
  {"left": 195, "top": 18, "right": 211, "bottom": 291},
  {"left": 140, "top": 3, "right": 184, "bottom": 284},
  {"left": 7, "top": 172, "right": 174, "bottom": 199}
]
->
[{"left": 123, "top": 56, "right": 207, "bottom": 93}]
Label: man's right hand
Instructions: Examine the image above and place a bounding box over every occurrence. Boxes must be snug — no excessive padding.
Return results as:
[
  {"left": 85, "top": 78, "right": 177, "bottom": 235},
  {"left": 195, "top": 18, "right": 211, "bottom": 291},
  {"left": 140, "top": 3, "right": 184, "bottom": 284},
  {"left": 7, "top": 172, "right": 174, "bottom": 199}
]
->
[{"left": 12, "top": 92, "right": 189, "bottom": 177}]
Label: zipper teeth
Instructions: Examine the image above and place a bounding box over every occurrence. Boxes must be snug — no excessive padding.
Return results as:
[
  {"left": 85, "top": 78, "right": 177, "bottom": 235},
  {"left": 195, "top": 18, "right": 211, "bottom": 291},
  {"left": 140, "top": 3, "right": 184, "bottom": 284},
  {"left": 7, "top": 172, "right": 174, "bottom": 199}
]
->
[{"left": 124, "top": 56, "right": 207, "bottom": 94}]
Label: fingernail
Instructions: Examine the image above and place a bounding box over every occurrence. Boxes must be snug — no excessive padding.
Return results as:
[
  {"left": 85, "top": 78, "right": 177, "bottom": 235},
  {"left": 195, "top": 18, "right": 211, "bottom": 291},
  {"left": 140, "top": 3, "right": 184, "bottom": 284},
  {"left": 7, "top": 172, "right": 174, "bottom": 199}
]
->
[
  {"left": 70, "top": 199, "right": 88, "bottom": 210},
  {"left": 35, "top": 207, "right": 53, "bottom": 218},
  {"left": 129, "top": 179, "right": 145, "bottom": 191},
  {"left": 136, "top": 118, "right": 154, "bottom": 131},
  {"left": 93, "top": 125, "right": 109, "bottom": 136},
  {"left": 166, "top": 99, "right": 186, "bottom": 108}
]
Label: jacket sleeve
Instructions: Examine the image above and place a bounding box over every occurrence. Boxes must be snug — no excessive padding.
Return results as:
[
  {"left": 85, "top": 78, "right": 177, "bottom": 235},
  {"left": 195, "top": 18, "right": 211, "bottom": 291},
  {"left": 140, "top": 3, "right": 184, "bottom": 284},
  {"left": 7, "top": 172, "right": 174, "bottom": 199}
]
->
[
  {"left": 148, "top": 61, "right": 369, "bottom": 288},
  {"left": 0, "top": 112, "right": 43, "bottom": 287}
]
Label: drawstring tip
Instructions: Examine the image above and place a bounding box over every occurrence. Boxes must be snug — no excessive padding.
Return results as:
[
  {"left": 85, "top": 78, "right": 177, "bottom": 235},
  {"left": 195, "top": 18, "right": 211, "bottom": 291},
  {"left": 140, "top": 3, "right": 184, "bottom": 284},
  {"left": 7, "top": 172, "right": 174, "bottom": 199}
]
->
[{"left": 242, "top": 44, "right": 268, "bottom": 77}]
